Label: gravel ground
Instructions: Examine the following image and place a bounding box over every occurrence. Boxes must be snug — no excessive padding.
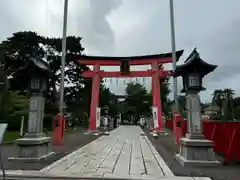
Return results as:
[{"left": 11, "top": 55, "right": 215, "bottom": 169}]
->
[
  {"left": 145, "top": 129, "right": 240, "bottom": 180},
  {"left": 1, "top": 127, "right": 113, "bottom": 171}
]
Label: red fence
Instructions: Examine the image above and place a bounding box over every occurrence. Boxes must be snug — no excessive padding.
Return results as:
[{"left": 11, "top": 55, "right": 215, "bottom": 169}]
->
[
  {"left": 166, "top": 115, "right": 240, "bottom": 164},
  {"left": 165, "top": 120, "right": 173, "bottom": 132}
]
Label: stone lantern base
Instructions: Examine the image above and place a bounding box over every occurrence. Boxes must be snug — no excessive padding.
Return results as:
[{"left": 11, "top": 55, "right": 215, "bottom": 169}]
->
[
  {"left": 9, "top": 136, "right": 54, "bottom": 162},
  {"left": 175, "top": 136, "right": 220, "bottom": 167}
]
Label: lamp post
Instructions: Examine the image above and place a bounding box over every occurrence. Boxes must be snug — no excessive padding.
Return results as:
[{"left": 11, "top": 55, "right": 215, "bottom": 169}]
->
[
  {"left": 169, "top": 0, "right": 178, "bottom": 111},
  {"left": 59, "top": 0, "right": 68, "bottom": 117},
  {"left": 174, "top": 48, "right": 220, "bottom": 167}
]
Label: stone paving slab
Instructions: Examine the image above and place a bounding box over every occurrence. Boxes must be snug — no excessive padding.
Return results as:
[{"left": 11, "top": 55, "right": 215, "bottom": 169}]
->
[{"left": 37, "top": 126, "right": 212, "bottom": 180}]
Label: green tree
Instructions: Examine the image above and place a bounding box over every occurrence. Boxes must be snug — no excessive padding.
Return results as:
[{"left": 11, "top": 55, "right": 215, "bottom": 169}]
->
[
  {"left": 99, "top": 86, "right": 118, "bottom": 116},
  {"left": 212, "top": 89, "right": 225, "bottom": 116},
  {"left": 222, "top": 88, "right": 235, "bottom": 120},
  {"left": 234, "top": 106, "right": 240, "bottom": 121},
  {"left": 6, "top": 91, "right": 29, "bottom": 130},
  {"left": 0, "top": 32, "right": 87, "bottom": 118},
  {"left": 160, "top": 78, "right": 171, "bottom": 116},
  {"left": 124, "top": 82, "right": 151, "bottom": 118},
  {"left": 212, "top": 88, "right": 235, "bottom": 120},
  {"left": 122, "top": 78, "right": 171, "bottom": 119},
  {"left": 0, "top": 48, "right": 8, "bottom": 119},
  {"left": 178, "top": 95, "right": 186, "bottom": 116},
  {"left": 0, "top": 31, "right": 121, "bottom": 128}
]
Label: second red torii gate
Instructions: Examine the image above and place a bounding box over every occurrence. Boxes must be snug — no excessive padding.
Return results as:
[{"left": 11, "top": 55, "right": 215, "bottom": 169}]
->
[{"left": 75, "top": 50, "right": 183, "bottom": 132}]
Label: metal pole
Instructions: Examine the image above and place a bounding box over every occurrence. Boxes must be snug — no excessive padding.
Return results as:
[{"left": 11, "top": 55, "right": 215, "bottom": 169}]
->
[
  {"left": 169, "top": 0, "right": 179, "bottom": 111},
  {"left": 59, "top": 0, "right": 68, "bottom": 114}
]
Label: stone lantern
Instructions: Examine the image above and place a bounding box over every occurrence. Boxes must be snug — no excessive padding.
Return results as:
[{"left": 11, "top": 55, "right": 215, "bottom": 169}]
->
[
  {"left": 174, "top": 48, "right": 220, "bottom": 166},
  {"left": 10, "top": 57, "right": 54, "bottom": 161}
]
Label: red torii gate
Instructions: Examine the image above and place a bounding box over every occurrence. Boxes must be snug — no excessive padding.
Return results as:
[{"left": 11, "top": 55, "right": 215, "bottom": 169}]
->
[{"left": 75, "top": 50, "right": 183, "bottom": 132}]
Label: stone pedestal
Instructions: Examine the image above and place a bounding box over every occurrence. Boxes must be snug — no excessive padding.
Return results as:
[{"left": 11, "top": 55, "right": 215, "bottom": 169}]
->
[
  {"left": 176, "top": 93, "right": 220, "bottom": 167},
  {"left": 176, "top": 137, "right": 220, "bottom": 167},
  {"left": 9, "top": 137, "right": 53, "bottom": 162},
  {"left": 9, "top": 94, "right": 53, "bottom": 162}
]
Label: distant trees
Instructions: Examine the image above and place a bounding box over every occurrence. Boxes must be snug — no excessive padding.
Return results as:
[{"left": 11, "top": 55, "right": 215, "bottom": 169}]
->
[
  {"left": 5, "top": 91, "right": 29, "bottom": 130},
  {"left": 0, "top": 48, "right": 8, "bottom": 119},
  {"left": 212, "top": 89, "right": 225, "bottom": 116},
  {"left": 124, "top": 82, "right": 151, "bottom": 118},
  {"left": 119, "top": 78, "right": 171, "bottom": 121},
  {"left": 211, "top": 88, "right": 235, "bottom": 120},
  {"left": 0, "top": 31, "right": 116, "bottom": 130},
  {"left": 0, "top": 31, "right": 174, "bottom": 130},
  {"left": 160, "top": 78, "right": 171, "bottom": 116}
]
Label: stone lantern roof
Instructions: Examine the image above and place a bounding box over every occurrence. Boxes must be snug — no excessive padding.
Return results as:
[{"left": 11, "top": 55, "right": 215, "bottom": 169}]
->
[
  {"left": 17, "top": 57, "right": 51, "bottom": 76},
  {"left": 175, "top": 48, "right": 217, "bottom": 77}
]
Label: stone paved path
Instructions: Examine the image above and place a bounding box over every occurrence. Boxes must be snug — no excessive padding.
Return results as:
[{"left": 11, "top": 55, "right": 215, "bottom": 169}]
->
[
  {"left": 40, "top": 126, "right": 172, "bottom": 179},
  {"left": 36, "top": 126, "right": 211, "bottom": 180}
]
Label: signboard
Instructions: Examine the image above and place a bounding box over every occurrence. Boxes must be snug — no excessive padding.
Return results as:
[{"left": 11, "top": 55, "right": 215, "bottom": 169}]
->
[
  {"left": 152, "top": 107, "right": 158, "bottom": 129},
  {"left": 96, "top": 107, "right": 101, "bottom": 128},
  {"left": 118, "top": 113, "right": 121, "bottom": 124},
  {"left": 0, "top": 123, "right": 7, "bottom": 143},
  {"left": 104, "top": 117, "right": 108, "bottom": 128}
]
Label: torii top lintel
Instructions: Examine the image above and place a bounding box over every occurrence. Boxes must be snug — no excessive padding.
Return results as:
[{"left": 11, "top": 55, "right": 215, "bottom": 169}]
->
[{"left": 75, "top": 50, "right": 184, "bottom": 66}]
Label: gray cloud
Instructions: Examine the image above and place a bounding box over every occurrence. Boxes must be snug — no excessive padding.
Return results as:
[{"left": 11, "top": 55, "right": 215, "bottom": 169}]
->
[
  {"left": 71, "top": 0, "right": 122, "bottom": 55},
  {"left": 1, "top": 0, "right": 240, "bottom": 101}
]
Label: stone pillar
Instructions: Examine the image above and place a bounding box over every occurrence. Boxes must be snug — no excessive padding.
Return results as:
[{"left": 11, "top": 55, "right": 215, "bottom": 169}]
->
[
  {"left": 185, "top": 93, "right": 204, "bottom": 139},
  {"left": 176, "top": 92, "right": 220, "bottom": 167},
  {"left": 10, "top": 93, "right": 53, "bottom": 161},
  {"left": 25, "top": 94, "right": 45, "bottom": 137}
]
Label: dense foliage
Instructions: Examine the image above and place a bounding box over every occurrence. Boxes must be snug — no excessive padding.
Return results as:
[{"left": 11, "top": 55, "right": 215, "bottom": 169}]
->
[
  {"left": 211, "top": 88, "right": 238, "bottom": 121},
  {"left": 0, "top": 31, "right": 172, "bottom": 130},
  {"left": 0, "top": 31, "right": 111, "bottom": 129}
]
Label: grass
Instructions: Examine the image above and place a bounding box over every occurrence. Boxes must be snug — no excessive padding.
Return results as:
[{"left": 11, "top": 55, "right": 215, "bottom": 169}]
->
[
  {"left": 2, "top": 128, "right": 75, "bottom": 143},
  {"left": 3, "top": 131, "right": 20, "bottom": 143}
]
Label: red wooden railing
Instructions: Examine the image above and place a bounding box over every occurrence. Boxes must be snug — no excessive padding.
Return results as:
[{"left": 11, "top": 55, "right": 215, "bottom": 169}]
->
[{"left": 166, "top": 114, "right": 240, "bottom": 164}]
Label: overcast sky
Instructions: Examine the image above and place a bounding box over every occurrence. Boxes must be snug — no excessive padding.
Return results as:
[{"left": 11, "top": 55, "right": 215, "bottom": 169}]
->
[{"left": 1, "top": 0, "right": 240, "bottom": 102}]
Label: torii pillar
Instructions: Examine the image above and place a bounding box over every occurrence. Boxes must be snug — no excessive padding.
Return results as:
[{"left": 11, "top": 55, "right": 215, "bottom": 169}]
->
[
  {"left": 89, "top": 64, "right": 100, "bottom": 131},
  {"left": 151, "top": 62, "right": 164, "bottom": 132}
]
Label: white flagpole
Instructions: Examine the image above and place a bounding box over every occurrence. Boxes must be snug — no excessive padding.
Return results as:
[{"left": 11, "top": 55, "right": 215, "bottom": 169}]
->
[
  {"left": 169, "top": 0, "right": 179, "bottom": 111},
  {"left": 59, "top": 0, "right": 68, "bottom": 115}
]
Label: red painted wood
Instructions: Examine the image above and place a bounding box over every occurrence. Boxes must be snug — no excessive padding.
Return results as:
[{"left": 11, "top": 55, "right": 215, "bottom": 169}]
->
[
  {"left": 52, "top": 114, "right": 65, "bottom": 145},
  {"left": 81, "top": 70, "right": 173, "bottom": 78},
  {"left": 151, "top": 62, "right": 163, "bottom": 132},
  {"left": 223, "top": 122, "right": 240, "bottom": 164},
  {"left": 89, "top": 64, "right": 100, "bottom": 131},
  {"left": 173, "top": 113, "right": 187, "bottom": 144},
  {"left": 76, "top": 57, "right": 173, "bottom": 66},
  {"left": 165, "top": 120, "right": 173, "bottom": 131}
]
